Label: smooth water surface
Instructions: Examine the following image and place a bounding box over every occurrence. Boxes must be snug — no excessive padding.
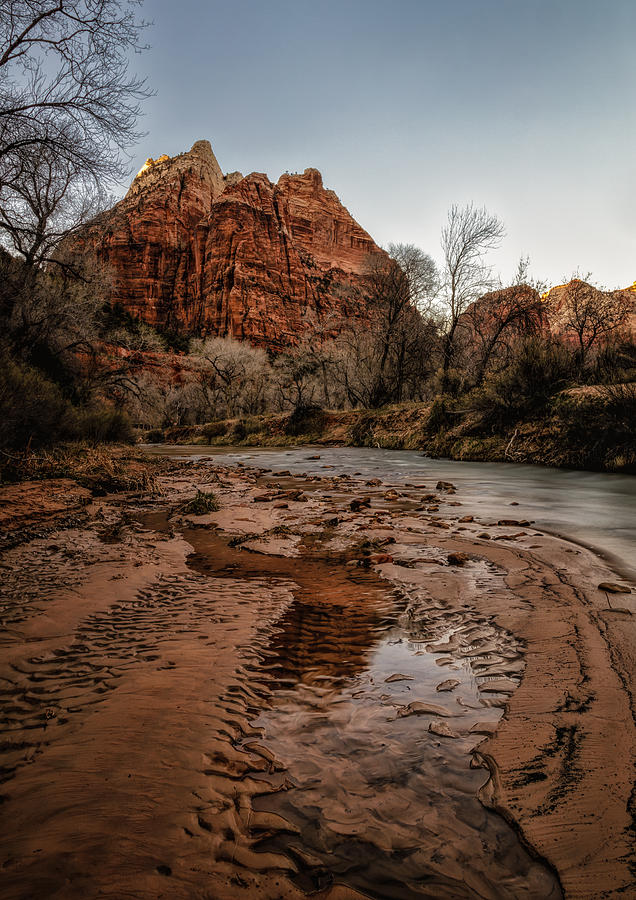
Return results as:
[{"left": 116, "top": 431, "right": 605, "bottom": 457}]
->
[{"left": 144, "top": 445, "right": 636, "bottom": 580}]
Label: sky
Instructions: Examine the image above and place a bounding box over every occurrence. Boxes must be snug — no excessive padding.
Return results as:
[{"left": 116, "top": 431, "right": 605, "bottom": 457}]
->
[{"left": 128, "top": 0, "right": 636, "bottom": 289}]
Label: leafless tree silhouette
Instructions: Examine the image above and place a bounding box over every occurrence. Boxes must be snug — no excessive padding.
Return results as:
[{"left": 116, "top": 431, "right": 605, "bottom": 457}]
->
[
  {"left": 440, "top": 203, "right": 504, "bottom": 386},
  {"left": 0, "top": 0, "right": 151, "bottom": 266}
]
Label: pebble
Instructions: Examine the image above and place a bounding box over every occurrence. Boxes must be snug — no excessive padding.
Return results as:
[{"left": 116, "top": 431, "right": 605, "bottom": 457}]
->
[
  {"left": 436, "top": 679, "right": 460, "bottom": 692},
  {"left": 598, "top": 582, "right": 631, "bottom": 594},
  {"left": 428, "top": 721, "right": 459, "bottom": 739}
]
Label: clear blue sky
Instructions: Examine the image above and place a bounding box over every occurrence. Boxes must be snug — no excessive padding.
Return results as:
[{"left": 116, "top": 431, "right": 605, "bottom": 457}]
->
[{"left": 131, "top": 0, "right": 636, "bottom": 288}]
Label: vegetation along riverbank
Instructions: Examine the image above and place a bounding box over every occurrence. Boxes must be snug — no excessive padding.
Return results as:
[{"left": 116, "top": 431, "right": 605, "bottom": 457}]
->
[{"left": 147, "top": 379, "right": 636, "bottom": 475}]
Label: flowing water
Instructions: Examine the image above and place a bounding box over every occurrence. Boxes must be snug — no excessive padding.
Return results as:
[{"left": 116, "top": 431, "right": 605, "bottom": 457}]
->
[{"left": 144, "top": 444, "right": 636, "bottom": 580}]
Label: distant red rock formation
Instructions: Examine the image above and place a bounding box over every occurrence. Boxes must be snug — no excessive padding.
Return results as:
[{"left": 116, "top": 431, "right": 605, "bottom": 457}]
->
[
  {"left": 539, "top": 279, "right": 636, "bottom": 341},
  {"left": 461, "top": 280, "right": 635, "bottom": 349},
  {"left": 78, "top": 140, "right": 386, "bottom": 349}
]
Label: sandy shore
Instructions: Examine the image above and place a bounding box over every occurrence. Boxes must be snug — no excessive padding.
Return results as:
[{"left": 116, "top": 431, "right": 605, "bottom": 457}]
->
[{"left": 0, "top": 458, "right": 633, "bottom": 898}]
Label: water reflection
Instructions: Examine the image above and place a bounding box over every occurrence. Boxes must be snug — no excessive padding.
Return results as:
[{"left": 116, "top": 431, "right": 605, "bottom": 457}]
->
[{"left": 183, "top": 526, "right": 562, "bottom": 898}]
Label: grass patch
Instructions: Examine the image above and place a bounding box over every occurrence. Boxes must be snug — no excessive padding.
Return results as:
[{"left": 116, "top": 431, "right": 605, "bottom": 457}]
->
[
  {"left": 181, "top": 490, "right": 220, "bottom": 515},
  {"left": 0, "top": 443, "right": 161, "bottom": 492}
]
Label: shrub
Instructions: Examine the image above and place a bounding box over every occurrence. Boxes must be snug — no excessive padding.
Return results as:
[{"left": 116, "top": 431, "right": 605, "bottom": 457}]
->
[
  {"left": 159, "top": 328, "right": 191, "bottom": 354},
  {"left": 74, "top": 407, "right": 136, "bottom": 444},
  {"left": 426, "top": 397, "right": 450, "bottom": 434},
  {"left": 231, "top": 419, "right": 247, "bottom": 441},
  {"left": 0, "top": 352, "right": 76, "bottom": 450},
  {"left": 181, "top": 490, "right": 220, "bottom": 515},
  {"left": 202, "top": 421, "right": 228, "bottom": 441},
  {"left": 348, "top": 413, "right": 376, "bottom": 446},
  {"left": 469, "top": 338, "right": 574, "bottom": 430},
  {"left": 285, "top": 404, "right": 326, "bottom": 437},
  {"left": 431, "top": 367, "right": 465, "bottom": 397},
  {"left": 227, "top": 416, "right": 263, "bottom": 442},
  {"left": 144, "top": 429, "right": 166, "bottom": 443},
  {"left": 553, "top": 383, "right": 636, "bottom": 471}
]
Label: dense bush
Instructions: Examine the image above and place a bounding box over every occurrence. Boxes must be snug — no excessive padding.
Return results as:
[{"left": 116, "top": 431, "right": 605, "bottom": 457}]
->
[
  {"left": 159, "top": 328, "right": 191, "bottom": 354},
  {"left": 553, "top": 383, "right": 636, "bottom": 471},
  {"left": 285, "top": 404, "right": 326, "bottom": 437},
  {"left": 74, "top": 407, "right": 135, "bottom": 445},
  {"left": 231, "top": 419, "right": 247, "bottom": 441},
  {"left": 0, "top": 350, "right": 135, "bottom": 450},
  {"left": 0, "top": 353, "right": 76, "bottom": 450},
  {"left": 469, "top": 338, "right": 574, "bottom": 431},
  {"left": 426, "top": 397, "right": 450, "bottom": 433},
  {"left": 144, "top": 429, "right": 166, "bottom": 443},
  {"left": 202, "top": 421, "right": 228, "bottom": 440}
]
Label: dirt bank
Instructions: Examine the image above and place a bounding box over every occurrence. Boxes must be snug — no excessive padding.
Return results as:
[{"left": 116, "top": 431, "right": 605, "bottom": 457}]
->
[
  {"left": 0, "top": 457, "right": 633, "bottom": 898},
  {"left": 151, "top": 389, "right": 635, "bottom": 475}
]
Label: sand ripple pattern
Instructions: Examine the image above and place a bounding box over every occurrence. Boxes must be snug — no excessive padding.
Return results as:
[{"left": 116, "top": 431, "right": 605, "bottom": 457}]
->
[{"left": 0, "top": 519, "right": 562, "bottom": 899}]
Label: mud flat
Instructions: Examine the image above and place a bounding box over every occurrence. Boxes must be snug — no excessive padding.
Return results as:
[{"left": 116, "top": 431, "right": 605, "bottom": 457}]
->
[{"left": 0, "top": 457, "right": 633, "bottom": 898}]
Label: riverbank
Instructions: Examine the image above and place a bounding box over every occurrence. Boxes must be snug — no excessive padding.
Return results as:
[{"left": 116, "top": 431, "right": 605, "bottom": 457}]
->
[
  {"left": 0, "top": 453, "right": 634, "bottom": 897},
  {"left": 147, "top": 388, "right": 636, "bottom": 475}
]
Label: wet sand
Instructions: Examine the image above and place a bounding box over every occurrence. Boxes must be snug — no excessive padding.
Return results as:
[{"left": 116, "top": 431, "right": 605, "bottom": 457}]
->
[{"left": 0, "top": 459, "right": 634, "bottom": 898}]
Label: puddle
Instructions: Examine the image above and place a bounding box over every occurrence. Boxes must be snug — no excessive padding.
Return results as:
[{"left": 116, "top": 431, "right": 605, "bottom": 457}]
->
[{"left": 176, "top": 519, "right": 562, "bottom": 898}]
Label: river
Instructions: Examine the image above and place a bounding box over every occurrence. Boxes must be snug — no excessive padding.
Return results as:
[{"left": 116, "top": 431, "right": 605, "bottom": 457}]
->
[{"left": 143, "top": 445, "right": 636, "bottom": 581}]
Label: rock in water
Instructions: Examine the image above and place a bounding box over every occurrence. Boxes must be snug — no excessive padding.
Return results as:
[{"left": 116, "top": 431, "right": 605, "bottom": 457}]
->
[
  {"left": 436, "top": 679, "right": 460, "bottom": 692},
  {"left": 429, "top": 721, "right": 459, "bottom": 739},
  {"left": 397, "top": 701, "right": 453, "bottom": 718},
  {"left": 598, "top": 582, "right": 632, "bottom": 594}
]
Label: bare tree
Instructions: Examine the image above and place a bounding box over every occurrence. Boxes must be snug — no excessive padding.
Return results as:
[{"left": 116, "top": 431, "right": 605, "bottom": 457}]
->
[
  {"left": 459, "top": 285, "right": 545, "bottom": 386},
  {"left": 0, "top": 0, "right": 152, "bottom": 435},
  {"left": 558, "top": 280, "right": 630, "bottom": 377},
  {"left": 0, "top": 0, "right": 150, "bottom": 276},
  {"left": 0, "top": 143, "right": 107, "bottom": 269},
  {"left": 338, "top": 244, "right": 439, "bottom": 408},
  {"left": 439, "top": 203, "right": 505, "bottom": 385},
  {"left": 271, "top": 347, "right": 320, "bottom": 410},
  {"left": 1, "top": 246, "right": 110, "bottom": 358},
  {"left": 0, "top": 0, "right": 150, "bottom": 183},
  {"left": 387, "top": 243, "right": 438, "bottom": 314},
  {"left": 512, "top": 253, "right": 548, "bottom": 294},
  {"left": 193, "top": 336, "right": 270, "bottom": 417}
]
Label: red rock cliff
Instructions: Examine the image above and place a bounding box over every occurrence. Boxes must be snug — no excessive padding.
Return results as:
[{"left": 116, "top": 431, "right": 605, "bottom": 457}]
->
[{"left": 81, "top": 141, "right": 386, "bottom": 349}]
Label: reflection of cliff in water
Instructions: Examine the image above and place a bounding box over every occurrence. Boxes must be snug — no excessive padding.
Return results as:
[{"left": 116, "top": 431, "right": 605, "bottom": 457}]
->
[
  {"left": 261, "top": 598, "right": 394, "bottom": 689},
  {"left": 250, "top": 591, "right": 561, "bottom": 900},
  {"left": 184, "top": 526, "right": 393, "bottom": 689}
]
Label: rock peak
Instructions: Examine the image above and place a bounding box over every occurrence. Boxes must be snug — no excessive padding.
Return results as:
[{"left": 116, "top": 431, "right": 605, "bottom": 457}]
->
[
  {"left": 190, "top": 139, "right": 214, "bottom": 156},
  {"left": 77, "top": 141, "right": 388, "bottom": 349},
  {"left": 303, "top": 167, "right": 323, "bottom": 187}
]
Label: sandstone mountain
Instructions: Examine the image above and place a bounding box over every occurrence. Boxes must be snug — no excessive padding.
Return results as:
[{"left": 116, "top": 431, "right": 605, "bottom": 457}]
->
[
  {"left": 80, "top": 140, "right": 386, "bottom": 349},
  {"left": 461, "top": 280, "right": 635, "bottom": 347}
]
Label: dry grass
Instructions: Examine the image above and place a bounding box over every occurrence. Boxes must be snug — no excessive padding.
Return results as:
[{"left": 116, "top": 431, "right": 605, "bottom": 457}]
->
[{"left": 0, "top": 443, "right": 162, "bottom": 493}]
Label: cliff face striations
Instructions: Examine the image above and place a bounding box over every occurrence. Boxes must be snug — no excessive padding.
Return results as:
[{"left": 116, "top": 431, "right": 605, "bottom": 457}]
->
[{"left": 82, "top": 141, "right": 386, "bottom": 348}]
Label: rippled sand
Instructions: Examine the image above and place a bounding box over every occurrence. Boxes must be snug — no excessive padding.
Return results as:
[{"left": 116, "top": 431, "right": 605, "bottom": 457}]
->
[{"left": 0, "top": 459, "right": 633, "bottom": 898}]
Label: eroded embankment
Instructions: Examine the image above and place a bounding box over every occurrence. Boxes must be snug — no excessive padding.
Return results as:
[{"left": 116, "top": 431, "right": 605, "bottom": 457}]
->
[{"left": 0, "top": 459, "right": 633, "bottom": 898}]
